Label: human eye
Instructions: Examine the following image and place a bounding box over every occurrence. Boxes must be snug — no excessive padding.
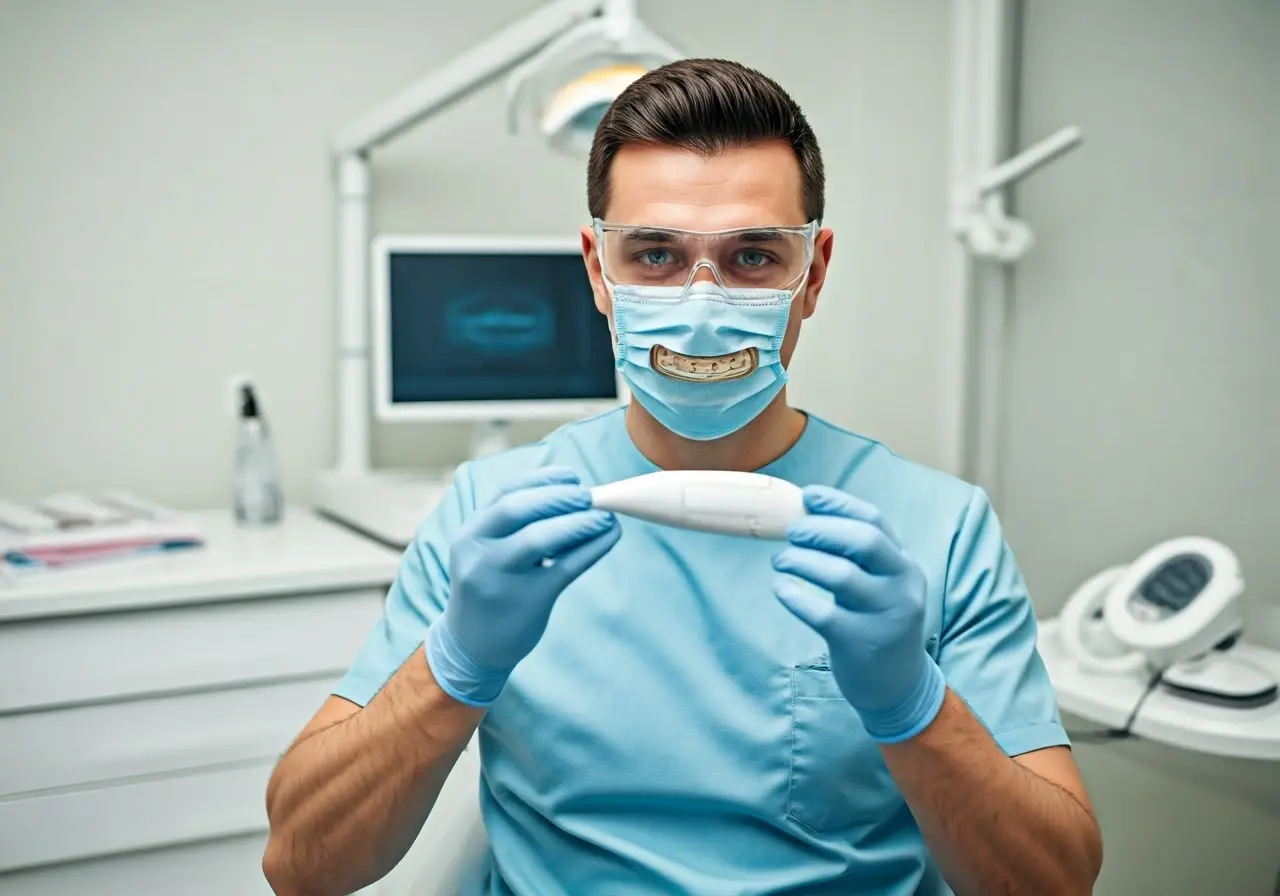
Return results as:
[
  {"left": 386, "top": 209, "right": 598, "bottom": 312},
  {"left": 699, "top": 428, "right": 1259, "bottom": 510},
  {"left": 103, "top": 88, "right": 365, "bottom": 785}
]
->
[
  {"left": 735, "top": 248, "right": 774, "bottom": 268},
  {"left": 729, "top": 248, "right": 781, "bottom": 274},
  {"left": 634, "top": 247, "right": 677, "bottom": 268}
]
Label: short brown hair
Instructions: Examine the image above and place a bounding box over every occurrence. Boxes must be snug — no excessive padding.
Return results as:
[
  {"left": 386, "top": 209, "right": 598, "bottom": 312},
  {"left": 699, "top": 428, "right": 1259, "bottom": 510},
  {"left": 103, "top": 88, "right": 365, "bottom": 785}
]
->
[{"left": 587, "top": 58, "right": 825, "bottom": 222}]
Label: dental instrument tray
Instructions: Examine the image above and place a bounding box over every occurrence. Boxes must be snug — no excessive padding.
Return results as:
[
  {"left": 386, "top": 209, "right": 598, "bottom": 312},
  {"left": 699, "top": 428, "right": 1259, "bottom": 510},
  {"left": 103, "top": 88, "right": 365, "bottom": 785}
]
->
[{"left": 589, "top": 470, "right": 804, "bottom": 540}]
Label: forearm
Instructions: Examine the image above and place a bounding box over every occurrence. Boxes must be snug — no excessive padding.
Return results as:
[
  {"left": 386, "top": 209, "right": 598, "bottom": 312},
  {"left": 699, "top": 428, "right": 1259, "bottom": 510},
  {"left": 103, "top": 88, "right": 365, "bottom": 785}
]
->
[
  {"left": 263, "top": 648, "right": 484, "bottom": 895},
  {"left": 881, "top": 690, "right": 1102, "bottom": 896}
]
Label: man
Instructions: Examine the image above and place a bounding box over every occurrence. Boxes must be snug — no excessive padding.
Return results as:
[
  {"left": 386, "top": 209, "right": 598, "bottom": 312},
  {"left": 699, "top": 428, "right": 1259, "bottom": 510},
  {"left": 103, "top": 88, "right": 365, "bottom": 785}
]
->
[{"left": 263, "top": 59, "right": 1102, "bottom": 895}]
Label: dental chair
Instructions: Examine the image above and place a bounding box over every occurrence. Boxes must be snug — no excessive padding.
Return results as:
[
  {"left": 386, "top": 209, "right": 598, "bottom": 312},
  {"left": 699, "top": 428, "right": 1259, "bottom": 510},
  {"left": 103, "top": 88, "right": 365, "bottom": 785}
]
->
[{"left": 373, "top": 739, "right": 489, "bottom": 896}]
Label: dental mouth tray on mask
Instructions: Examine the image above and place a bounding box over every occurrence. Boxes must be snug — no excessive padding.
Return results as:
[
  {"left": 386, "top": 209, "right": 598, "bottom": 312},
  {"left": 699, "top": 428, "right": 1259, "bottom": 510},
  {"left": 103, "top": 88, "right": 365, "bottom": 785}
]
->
[{"left": 589, "top": 470, "right": 804, "bottom": 540}]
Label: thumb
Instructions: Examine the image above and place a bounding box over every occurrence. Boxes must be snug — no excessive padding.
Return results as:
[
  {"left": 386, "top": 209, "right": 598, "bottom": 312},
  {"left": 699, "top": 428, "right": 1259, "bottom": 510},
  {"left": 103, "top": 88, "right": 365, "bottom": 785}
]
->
[{"left": 773, "top": 576, "right": 840, "bottom": 640}]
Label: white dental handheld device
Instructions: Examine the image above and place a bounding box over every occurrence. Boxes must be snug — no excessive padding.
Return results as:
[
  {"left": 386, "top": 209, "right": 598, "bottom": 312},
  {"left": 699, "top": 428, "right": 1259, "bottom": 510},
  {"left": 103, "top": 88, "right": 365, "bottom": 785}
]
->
[{"left": 589, "top": 470, "right": 805, "bottom": 540}]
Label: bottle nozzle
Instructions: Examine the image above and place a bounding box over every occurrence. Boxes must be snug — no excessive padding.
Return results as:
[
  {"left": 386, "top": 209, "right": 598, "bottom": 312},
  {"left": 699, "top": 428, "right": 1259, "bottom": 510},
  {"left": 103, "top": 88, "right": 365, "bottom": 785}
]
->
[{"left": 239, "top": 383, "right": 260, "bottom": 419}]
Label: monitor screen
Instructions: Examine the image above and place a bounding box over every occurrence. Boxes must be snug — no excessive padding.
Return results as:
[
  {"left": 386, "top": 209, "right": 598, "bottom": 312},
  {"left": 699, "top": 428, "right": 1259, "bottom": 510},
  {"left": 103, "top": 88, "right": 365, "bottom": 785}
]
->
[{"left": 381, "top": 243, "right": 618, "bottom": 410}]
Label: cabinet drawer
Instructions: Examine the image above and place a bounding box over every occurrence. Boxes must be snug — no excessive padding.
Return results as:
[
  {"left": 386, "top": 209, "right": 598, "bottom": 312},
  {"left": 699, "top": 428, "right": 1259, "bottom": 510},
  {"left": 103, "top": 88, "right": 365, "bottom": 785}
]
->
[
  {"left": 0, "top": 676, "right": 338, "bottom": 797},
  {"left": 0, "top": 831, "right": 382, "bottom": 896},
  {"left": 0, "top": 759, "right": 273, "bottom": 873},
  {"left": 0, "top": 588, "right": 384, "bottom": 713},
  {"left": 0, "top": 831, "right": 274, "bottom": 896}
]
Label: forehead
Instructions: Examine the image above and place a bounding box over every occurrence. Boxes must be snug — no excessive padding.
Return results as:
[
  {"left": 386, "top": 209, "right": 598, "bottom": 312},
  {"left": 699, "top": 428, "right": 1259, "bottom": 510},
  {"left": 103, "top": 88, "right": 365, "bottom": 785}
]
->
[{"left": 603, "top": 141, "right": 807, "bottom": 229}]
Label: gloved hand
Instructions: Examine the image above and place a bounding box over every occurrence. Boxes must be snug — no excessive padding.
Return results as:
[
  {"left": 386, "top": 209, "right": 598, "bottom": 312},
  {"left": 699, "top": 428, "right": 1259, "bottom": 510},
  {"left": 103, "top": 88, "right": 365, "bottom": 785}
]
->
[
  {"left": 771, "top": 486, "right": 947, "bottom": 743},
  {"left": 426, "top": 466, "right": 621, "bottom": 707}
]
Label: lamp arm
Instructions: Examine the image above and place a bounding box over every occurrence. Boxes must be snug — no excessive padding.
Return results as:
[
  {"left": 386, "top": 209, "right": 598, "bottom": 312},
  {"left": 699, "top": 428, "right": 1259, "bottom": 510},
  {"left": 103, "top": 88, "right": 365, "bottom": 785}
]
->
[
  {"left": 327, "top": 0, "right": 604, "bottom": 476},
  {"left": 975, "top": 125, "right": 1083, "bottom": 198},
  {"left": 331, "top": 0, "right": 604, "bottom": 157}
]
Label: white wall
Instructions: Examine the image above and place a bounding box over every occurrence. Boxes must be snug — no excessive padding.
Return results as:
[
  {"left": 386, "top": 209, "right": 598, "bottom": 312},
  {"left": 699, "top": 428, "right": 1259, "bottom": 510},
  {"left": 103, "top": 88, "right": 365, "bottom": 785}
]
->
[
  {"left": 0, "top": 0, "right": 953, "bottom": 507},
  {"left": 1003, "top": 1, "right": 1280, "bottom": 893}
]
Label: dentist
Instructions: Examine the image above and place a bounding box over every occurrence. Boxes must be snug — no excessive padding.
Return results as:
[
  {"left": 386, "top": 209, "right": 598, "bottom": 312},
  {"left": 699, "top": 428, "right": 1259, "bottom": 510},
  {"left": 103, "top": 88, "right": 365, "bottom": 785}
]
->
[{"left": 264, "top": 58, "right": 1102, "bottom": 896}]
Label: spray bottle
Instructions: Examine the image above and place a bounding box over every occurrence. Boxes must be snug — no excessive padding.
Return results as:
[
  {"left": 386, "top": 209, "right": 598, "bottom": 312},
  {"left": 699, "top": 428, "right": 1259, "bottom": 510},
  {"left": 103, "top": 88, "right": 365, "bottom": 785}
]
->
[{"left": 233, "top": 381, "right": 283, "bottom": 526}]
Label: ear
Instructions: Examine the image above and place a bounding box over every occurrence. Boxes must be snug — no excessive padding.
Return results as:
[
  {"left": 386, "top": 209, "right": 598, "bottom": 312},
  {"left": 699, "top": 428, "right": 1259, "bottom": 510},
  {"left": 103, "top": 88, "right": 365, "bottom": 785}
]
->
[
  {"left": 799, "top": 228, "right": 834, "bottom": 319},
  {"left": 581, "top": 226, "right": 610, "bottom": 317}
]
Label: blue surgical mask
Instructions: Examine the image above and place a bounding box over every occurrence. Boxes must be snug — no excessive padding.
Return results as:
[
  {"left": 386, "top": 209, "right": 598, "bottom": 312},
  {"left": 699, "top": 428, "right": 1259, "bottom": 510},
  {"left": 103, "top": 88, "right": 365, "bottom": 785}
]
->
[{"left": 611, "top": 280, "right": 794, "bottom": 441}]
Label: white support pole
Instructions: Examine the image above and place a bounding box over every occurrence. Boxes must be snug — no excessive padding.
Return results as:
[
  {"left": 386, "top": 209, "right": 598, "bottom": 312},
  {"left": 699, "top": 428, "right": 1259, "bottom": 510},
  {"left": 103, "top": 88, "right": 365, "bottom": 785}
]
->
[
  {"left": 938, "top": 0, "right": 979, "bottom": 480},
  {"left": 336, "top": 154, "right": 371, "bottom": 475},
  {"left": 604, "top": 0, "right": 636, "bottom": 19},
  {"left": 969, "top": 0, "right": 1015, "bottom": 503},
  {"left": 943, "top": 0, "right": 1080, "bottom": 498}
]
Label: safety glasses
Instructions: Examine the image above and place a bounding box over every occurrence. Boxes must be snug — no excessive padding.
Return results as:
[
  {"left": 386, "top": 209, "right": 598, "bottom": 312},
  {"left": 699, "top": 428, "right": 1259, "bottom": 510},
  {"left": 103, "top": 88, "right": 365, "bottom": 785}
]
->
[{"left": 593, "top": 219, "right": 819, "bottom": 292}]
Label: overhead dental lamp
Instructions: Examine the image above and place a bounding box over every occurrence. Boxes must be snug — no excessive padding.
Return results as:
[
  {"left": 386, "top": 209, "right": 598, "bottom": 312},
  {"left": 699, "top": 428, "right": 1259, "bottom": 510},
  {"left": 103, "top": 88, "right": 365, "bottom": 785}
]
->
[
  {"left": 507, "top": 0, "right": 681, "bottom": 157},
  {"left": 316, "top": 0, "right": 682, "bottom": 544}
]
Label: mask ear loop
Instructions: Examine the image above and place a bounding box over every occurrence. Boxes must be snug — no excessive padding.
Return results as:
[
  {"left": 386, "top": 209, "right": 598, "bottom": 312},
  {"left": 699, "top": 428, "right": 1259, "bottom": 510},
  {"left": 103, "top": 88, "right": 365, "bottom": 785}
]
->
[
  {"left": 592, "top": 221, "right": 616, "bottom": 292},
  {"left": 591, "top": 225, "right": 626, "bottom": 361}
]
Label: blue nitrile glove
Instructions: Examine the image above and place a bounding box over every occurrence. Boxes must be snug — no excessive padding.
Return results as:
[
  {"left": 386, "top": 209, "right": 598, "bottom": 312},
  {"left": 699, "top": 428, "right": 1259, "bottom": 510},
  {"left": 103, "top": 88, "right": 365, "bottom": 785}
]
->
[
  {"left": 426, "top": 466, "right": 621, "bottom": 707},
  {"left": 771, "top": 486, "right": 948, "bottom": 744}
]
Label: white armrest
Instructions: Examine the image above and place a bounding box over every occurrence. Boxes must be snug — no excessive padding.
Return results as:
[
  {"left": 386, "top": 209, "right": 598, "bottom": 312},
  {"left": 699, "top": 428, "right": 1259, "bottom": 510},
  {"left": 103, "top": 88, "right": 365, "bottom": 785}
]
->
[{"left": 374, "top": 737, "right": 489, "bottom": 896}]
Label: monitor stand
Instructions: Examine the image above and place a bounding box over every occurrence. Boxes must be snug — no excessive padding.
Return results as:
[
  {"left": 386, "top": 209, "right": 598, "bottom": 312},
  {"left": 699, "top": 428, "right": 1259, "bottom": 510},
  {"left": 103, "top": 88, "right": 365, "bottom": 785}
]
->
[
  {"left": 314, "top": 420, "right": 513, "bottom": 549},
  {"left": 469, "top": 419, "right": 512, "bottom": 459}
]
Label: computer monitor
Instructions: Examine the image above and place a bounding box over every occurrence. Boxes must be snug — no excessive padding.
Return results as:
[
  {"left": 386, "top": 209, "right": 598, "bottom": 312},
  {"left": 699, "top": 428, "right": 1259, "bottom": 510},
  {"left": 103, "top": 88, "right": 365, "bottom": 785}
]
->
[{"left": 370, "top": 234, "right": 622, "bottom": 437}]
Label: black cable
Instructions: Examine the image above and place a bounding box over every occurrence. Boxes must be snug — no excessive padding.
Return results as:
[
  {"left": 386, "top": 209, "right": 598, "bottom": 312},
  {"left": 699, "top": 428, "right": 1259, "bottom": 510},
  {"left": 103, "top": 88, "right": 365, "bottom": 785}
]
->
[{"left": 1067, "top": 671, "right": 1164, "bottom": 744}]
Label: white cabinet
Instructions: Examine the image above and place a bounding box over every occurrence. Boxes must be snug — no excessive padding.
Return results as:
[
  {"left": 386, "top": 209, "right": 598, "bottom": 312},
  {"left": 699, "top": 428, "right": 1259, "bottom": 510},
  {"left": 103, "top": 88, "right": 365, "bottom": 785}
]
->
[
  {"left": 0, "top": 511, "right": 400, "bottom": 894},
  {"left": 0, "top": 833, "right": 277, "bottom": 896}
]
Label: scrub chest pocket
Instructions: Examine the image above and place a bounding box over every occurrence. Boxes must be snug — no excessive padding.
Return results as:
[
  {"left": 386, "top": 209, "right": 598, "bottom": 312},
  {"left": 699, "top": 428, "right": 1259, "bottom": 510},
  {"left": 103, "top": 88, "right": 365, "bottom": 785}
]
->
[{"left": 787, "top": 660, "right": 903, "bottom": 832}]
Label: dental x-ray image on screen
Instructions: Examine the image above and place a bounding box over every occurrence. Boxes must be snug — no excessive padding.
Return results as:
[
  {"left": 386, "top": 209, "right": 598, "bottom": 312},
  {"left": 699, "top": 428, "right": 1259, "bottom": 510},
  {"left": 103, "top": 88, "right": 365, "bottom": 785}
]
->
[{"left": 372, "top": 236, "right": 619, "bottom": 421}]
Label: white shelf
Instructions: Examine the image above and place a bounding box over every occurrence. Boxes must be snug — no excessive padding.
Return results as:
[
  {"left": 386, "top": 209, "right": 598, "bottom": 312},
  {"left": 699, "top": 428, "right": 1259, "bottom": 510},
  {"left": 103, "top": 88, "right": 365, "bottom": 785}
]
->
[
  {"left": 0, "top": 510, "right": 401, "bottom": 622},
  {"left": 1038, "top": 618, "right": 1280, "bottom": 761}
]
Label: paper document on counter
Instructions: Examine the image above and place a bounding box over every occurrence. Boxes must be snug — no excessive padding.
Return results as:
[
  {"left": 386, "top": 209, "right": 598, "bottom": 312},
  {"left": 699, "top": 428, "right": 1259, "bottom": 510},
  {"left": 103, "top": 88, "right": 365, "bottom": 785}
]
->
[{"left": 0, "top": 493, "right": 204, "bottom": 581}]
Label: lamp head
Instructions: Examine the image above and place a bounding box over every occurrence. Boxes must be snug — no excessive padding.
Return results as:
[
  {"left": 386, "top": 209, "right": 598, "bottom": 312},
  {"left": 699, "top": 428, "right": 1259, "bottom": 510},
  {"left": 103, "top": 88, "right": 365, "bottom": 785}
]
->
[
  {"left": 539, "top": 62, "right": 649, "bottom": 157},
  {"left": 504, "top": 5, "right": 681, "bottom": 159}
]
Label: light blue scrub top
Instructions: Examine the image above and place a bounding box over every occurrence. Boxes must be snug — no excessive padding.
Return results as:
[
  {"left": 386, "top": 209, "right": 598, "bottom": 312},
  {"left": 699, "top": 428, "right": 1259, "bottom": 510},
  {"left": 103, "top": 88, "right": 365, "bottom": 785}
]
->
[{"left": 335, "top": 409, "right": 1068, "bottom": 896}]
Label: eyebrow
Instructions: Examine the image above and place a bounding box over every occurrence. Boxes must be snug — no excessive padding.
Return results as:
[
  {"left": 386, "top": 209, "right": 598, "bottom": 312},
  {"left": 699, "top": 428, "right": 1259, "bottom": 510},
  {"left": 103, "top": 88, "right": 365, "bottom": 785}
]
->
[
  {"left": 734, "top": 230, "right": 784, "bottom": 242},
  {"left": 617, "top": 228, "right": 787, "bottom": 242},
  {"left": 620, "top": 228, "right": 680, "bottom": 242}
]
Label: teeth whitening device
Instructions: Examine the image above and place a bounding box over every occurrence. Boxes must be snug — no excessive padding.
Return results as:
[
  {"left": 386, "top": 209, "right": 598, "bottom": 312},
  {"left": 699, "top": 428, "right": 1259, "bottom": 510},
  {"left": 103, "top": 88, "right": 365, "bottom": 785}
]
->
[
  {"left": 589, "top": 470, "right": 805, "bottom": 540},
  {"left": 1059, "top": 536, "right": 1277, "bottom": 707}
]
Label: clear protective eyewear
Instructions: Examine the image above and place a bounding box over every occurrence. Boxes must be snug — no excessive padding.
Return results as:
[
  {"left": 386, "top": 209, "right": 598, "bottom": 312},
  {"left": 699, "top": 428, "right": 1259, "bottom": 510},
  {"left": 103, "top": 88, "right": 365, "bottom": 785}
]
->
[{"left": 593, "top": 219, "right": 819, "bottom": 293}]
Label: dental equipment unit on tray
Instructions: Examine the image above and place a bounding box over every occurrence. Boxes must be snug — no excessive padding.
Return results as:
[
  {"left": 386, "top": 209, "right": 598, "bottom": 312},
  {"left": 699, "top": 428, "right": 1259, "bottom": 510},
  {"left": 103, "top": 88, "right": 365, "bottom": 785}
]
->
[{"left": 0, "top": 493, "right": 203, "bottom": 580}]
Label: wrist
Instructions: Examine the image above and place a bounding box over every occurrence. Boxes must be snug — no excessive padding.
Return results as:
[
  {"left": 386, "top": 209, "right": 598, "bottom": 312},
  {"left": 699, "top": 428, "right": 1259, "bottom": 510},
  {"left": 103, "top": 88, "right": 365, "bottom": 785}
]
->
[
  {"left": 857, "top": 655, "right": 947, "bottom": 744},
  {"left": 424, "top": 621, "right": 509, "bottom": 708},
  {"left": 400, "top": 645, "right": 488, "bottom": 743}
]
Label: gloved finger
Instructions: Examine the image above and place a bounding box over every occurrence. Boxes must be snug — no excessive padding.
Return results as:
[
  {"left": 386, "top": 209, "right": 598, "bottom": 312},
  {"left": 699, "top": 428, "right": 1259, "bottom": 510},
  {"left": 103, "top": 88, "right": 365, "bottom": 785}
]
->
[
  {"left": 491, "top": 466, "right": 581, "bottom": 501},
  {"left": 801, "top": 486, "right": 904, "bottom": 546},
  {"left": 549, "top": 519, "right": 623, "bottom": 583},
  {"left": 785, "top": 513, "right": 906, "bottom": 575},
  {"left": 773, "top": 546, "right": 886, "bottom": 612},
  {"left": 504, "top": 509, "right": 618, "bottom": 567},
  {"left": 473, "top": 484, "right": 592, "bottom": 539},
  {"left": 773, "top": 575, "right": 841, "bottom": 639}
]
